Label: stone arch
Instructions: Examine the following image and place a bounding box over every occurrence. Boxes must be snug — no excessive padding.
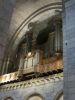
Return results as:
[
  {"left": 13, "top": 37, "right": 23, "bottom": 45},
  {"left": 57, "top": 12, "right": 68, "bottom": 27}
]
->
[
  {"left": 25, "top": 93, "right": 44, "bottom": 100},
  {"left": 4, "top": 97, "right": 13, "bottom": 100},
  {"left": 2, "top": 1, "right": 62, "bottom": 74},
  {"left": 54, "top": 90, "right": 63, "bottom": 100}
]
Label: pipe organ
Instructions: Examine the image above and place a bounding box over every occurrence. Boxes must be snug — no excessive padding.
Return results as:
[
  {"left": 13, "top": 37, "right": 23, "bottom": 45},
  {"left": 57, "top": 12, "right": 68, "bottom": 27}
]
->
[
  {"left": 17, "top": 16, "right": 63, "bottom": 77},
  {"left": 0, "top": 15, "right": 63, "bottom": 84}
]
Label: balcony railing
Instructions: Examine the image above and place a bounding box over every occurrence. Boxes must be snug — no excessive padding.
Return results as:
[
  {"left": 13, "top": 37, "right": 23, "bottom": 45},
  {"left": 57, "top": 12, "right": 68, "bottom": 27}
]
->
[{"left": 0, "top": 56, "right": 63, "bottom": 84}]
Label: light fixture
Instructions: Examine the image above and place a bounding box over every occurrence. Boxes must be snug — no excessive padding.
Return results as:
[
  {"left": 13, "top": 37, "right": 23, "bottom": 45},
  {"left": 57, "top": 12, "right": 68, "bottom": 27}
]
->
[{"left": 27, "top": 52, "right": 32, "bottom": 57}]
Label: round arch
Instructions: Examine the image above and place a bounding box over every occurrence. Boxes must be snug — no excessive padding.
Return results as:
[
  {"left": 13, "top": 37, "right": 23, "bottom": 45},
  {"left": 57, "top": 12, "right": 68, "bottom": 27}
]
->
[
  {"left": 2, "top": 1, "right": 62, "bottom": 74},
  {"left": 4, "top": 97, "right": 13, "bottom": 100},
  {"left": 54, "top": 90, "right": 63, "bottom": 100},
  {"left": 25, "top": 93, "right": 44, "bottom": 100}
]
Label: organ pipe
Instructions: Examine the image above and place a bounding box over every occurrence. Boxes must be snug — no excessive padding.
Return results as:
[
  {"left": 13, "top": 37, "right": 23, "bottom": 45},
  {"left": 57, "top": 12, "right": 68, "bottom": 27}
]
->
[{"left": 55, "top": 18, "right": 62, "bottom": 54}]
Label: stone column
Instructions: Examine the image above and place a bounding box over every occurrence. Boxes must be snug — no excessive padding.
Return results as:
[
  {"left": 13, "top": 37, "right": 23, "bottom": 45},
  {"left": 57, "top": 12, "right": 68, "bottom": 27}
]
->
[
  {"left": 0, "top": 0, "right": 16, "bottom": 75},
  {"left": 63, "top": 0, "right": 75, "bottom": 100}
]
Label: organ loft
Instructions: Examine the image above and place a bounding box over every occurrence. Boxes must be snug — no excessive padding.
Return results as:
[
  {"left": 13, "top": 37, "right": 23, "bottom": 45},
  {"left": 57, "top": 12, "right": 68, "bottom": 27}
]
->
[
  {"left": 0, "top": 0, "right": 64, "bottom": 99},
  {"left": 1, "top": 15, "right": 63, "bottom": 84},
  {"left": 0, "top": 14, "right": 63, "bottom": 82},
  {"left": 17, "top": 15, "right": 63, "bottom": 79},
  {"left": 0, "top": 0, "right": 75, "bottom": 100}
]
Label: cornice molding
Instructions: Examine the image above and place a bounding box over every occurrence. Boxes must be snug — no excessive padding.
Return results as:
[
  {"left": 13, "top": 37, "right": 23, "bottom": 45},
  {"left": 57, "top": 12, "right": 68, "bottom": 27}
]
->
[{"left": 0, "top": 73, "right": 63, "bottom": 92}]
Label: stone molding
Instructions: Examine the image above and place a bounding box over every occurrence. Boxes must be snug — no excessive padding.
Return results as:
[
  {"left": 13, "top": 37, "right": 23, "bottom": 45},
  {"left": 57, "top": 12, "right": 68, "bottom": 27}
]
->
[{"left": 0, "top": 73, "right": 63, "bottom": 91}]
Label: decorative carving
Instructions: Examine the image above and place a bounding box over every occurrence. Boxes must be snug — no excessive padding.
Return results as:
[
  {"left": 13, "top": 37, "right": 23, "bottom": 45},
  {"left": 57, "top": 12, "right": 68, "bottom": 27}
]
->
[{"left": 0, "top": 73, "right": 63, "bottom": 91}]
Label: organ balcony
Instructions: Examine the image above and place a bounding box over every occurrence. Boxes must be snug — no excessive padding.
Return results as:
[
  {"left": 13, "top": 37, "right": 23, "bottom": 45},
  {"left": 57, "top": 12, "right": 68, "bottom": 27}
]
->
[{"left": 0, "top": 15, "right": 63, "bottom": 84}]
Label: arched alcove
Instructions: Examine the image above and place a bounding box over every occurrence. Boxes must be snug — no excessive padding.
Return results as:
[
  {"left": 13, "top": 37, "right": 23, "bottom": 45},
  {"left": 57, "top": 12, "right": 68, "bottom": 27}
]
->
[
  {"left": 28, "top": 95, "right": 42, "bottom": 100},
  {"left": 26, "top": 93, "right": 44, "bottom": 100},
  {"left": 4, "top": 97, "right": 13, "bottom": 100},
  {"left": 1, "top": 1, "right": 63, "bottom": 75},
  {"left": 58, "top": 94, "right": 63, "bottom": 100},
  {"left": 54, "top": 90, "right": 63, "bottom": 100}
]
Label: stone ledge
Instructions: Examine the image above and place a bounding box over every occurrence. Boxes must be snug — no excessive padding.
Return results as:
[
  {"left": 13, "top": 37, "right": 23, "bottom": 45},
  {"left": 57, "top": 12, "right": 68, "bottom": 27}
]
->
[{"left": 0, "top": 73, "right": 63, "bottom": 91}]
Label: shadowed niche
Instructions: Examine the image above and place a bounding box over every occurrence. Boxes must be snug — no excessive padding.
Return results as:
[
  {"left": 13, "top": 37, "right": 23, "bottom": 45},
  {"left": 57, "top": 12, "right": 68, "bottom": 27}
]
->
[{"left": 36, "top": 21, "right": 55, "bottom": 45}]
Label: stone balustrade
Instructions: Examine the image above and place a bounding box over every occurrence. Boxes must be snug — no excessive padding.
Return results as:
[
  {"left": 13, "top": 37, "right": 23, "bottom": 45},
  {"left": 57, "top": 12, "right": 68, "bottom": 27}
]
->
[{"left": 0, "top": 73, "right": 63, "bottom": 92}]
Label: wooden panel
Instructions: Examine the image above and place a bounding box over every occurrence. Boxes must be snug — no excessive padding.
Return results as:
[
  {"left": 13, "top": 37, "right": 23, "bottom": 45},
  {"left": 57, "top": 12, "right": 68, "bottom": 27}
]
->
[{"left": 36, "top": 57, "right": 63, "bottom": 73}]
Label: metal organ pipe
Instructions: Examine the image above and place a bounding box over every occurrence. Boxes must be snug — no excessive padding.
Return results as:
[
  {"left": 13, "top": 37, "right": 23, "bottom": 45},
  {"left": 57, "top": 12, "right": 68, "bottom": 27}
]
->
[
  {"left": 18, "top": 43, "right": 27, "bottom": 76},
  {"left": 55, "top": 18, "right": 62, "bottom": 53}
]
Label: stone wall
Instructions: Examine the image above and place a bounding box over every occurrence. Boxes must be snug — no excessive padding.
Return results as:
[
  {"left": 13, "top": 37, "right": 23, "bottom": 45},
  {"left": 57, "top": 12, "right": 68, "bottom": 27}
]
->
[
  {"left": 0, "top": 0, "right": 16, "bottom": 74},
  {"left": 63, "top": 0, "right": 75, "bottom": 100},
  {"left": 0, "top": 73, "right": 63, "bottom": 100}
]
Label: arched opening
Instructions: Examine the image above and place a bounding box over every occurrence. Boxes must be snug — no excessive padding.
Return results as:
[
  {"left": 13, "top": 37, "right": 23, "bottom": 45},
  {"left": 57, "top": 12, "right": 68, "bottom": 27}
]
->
[
  {"left": 28, "top": 95, "right": 43, "bottom": 100},
  {"left": 2, "top": 2, "right": 62, "bottom": 74},
  {"left": 54, "top": 91, "right": 63, "bottom": 100},
  {"left": 4, "top": 97, "right": 13, "bottom": 100},
  {"left": 27, "top": 94, "right": 43, "bottom": 100},
  {"left": 0, "top": 1, "right": 63, "bottom": 83},
  {"left": 58, "top": 95, "right": 63, "bottom": 100}
]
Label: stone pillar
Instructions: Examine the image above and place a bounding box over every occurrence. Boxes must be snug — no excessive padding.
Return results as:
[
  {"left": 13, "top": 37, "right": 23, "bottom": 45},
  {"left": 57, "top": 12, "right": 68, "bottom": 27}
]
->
[
  {"left": 63, "top": 0, "right": 75, "bottom": 100},
  {"left": 0, "top": 0, "right": 16, "bottom": 75}
]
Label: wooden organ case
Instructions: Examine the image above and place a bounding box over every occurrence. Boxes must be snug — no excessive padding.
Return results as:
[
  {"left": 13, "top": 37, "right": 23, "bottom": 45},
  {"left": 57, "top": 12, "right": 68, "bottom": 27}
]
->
[{"left": 18, "top": 17, "right": 63, "bottom": 78}]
